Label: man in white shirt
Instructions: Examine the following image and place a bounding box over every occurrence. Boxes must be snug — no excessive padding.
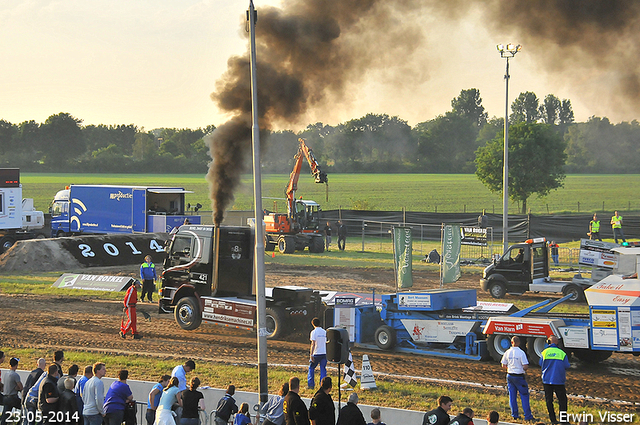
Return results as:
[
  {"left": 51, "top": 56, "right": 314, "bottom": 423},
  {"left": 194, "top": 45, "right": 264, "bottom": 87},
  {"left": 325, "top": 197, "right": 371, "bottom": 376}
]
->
[
  {"left": 501, "top": 336, "right": 534, "bottom": 421},
  {"left": 82, "top": 362, "right": 106, "bottom": 425},
  {"left": 307, "top": 317, "right": 327, "bottom": 389}
]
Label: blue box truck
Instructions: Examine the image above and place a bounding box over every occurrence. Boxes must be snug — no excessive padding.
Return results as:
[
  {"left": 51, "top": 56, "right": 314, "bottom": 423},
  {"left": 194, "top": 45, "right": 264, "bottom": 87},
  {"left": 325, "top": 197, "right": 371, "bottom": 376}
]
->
[{"left": 49, "top": 185, "right": 201, "bottom": 237}]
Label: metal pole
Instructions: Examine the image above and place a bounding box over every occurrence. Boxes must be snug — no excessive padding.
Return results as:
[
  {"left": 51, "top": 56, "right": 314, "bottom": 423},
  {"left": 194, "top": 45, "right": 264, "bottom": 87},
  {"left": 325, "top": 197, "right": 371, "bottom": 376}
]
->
[
  {"left": 248, "top": 0, "right": 268, "bottom": 408},
  {"left": 502, "top": 56, "right": 510, "bottom": 254}
]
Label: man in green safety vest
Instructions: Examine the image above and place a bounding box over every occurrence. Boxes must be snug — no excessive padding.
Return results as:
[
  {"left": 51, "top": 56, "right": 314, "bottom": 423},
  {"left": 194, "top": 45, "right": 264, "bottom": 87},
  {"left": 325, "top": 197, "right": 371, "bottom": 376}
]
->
[
  {"left": 539, "top": 336, "right": 571, "bottom": 425},
  {"left": 589, "top": 213, "right": 601, "bottom": 241},
  {"left": 610, "top": 211, "right": 626, "bottom": 244}
]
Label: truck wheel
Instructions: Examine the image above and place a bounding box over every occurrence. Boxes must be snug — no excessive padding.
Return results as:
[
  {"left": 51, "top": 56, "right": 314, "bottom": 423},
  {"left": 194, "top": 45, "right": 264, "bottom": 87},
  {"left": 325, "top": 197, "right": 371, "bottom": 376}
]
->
[
  {"left": 487, "top": 334, "right": 512, "bottom": 362},
  {"left": 278, "top": 236, "right": 296, "bottom": 254},
  {"left": 309, "top": 237, "right": 325, "bottom": 253},
  {"left": 0, "top": 236, "right": 15, "bottom": 254},
  {"left": 374, "top": 325, "right": 396, "bottom": 350},
  {"left": 174, "top": 297, "right": 202, "bottom": 330},
  {"left": 56, "top": 230, "right": 67, "bottom": 237},
  {"left": 265, "top": 307, "right": 287, "bottom": 339},
  {"left": 527, "top": 336, "right": 548, "bottom": 366},
  {"left": 562, "top": 284, "right": 584, "bottom": 302},
  {"left": 488, "top": 281, "right": 506, "bottom": 299},
  {"left": 573, "top": 348, "right": 612, "bottom": 363}
]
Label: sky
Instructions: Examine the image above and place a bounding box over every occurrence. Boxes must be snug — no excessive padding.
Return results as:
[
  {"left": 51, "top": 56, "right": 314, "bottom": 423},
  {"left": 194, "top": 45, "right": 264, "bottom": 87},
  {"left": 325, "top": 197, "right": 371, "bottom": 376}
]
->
[{"left": 1, "top": 0, "right": 637, "bottom": 131}]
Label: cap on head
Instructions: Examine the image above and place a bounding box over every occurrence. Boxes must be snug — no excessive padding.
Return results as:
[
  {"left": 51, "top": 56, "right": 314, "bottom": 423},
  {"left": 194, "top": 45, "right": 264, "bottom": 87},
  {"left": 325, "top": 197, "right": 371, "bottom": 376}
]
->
[{"left": 10, "top": 357, "right": 19, "bottom": 367}]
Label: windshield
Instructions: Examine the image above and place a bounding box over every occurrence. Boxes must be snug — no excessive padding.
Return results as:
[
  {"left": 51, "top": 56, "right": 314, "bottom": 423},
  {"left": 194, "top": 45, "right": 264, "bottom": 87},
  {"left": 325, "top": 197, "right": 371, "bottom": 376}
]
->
[{"left": 50, "top": 201, "right": 68, "bottom": 217}]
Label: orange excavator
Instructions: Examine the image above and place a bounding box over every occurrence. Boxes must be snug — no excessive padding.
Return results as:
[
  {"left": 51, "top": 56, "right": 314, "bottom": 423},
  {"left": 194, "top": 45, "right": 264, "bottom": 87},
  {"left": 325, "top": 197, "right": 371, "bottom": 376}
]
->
[{"left": 264, "top": 138, "right": 328, "bottom": 253}]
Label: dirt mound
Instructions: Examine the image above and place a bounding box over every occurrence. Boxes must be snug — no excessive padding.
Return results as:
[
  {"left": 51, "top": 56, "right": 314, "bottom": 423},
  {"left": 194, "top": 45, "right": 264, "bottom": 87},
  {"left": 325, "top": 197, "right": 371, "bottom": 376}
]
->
[{"left": 0, "top": 238, "right": 82, "bottom": 272}]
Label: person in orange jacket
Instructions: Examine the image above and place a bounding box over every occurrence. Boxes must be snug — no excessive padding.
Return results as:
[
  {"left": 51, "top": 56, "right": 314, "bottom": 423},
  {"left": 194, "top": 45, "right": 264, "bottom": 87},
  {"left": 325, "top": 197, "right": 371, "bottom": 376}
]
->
[{"left": 120, "top": 280, "right": 143, "bottom": 340}]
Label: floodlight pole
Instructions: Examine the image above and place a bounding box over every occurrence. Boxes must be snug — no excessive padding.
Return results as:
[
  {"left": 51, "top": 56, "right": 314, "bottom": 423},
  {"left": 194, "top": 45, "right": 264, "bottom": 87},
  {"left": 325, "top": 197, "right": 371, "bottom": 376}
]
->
[
  {"left": 497, "top": 44, "right": 520, "bottom": 254},
  {"left": 248, "top": 0, "right": 268, "bottom": 409}
]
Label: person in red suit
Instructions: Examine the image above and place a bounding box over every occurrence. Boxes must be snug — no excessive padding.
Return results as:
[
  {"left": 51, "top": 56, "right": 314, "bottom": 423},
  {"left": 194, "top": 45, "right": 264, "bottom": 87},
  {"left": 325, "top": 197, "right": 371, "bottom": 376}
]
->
[{"left": 120, "top": 280, "right": 143, "bottom": 340}]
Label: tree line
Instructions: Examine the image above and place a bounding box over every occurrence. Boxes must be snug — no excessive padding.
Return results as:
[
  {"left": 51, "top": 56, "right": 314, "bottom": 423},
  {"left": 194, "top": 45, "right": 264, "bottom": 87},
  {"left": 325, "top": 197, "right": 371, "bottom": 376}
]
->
[{"left": 1, "top": 89, "right": 639, "bottom": 176}]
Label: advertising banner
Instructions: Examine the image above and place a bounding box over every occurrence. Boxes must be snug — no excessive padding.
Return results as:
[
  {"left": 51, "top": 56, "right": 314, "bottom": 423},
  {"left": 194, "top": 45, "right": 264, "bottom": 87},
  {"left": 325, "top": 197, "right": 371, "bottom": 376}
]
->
[
  {"left": 578, "top": 239, "right": 619, "bottom": 268},
  {"left": 52, "top": 273, "right": 135, "bottom": 292},
  {"left": 461, "top": 227, "right": 488, "bottom": 246},
  {"left": 393, "top": 226, "right": 413, "bottom": 288},
  {"left": 442, "top": 224, "right": 461, "bottom": 284}
]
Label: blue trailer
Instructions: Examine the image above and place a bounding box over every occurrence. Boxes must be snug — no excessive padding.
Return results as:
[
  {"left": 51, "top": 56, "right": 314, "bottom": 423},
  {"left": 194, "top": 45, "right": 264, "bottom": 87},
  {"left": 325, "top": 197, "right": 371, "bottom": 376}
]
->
[{"left": 50, "top": 185, "right": 201, "bottom": 237}]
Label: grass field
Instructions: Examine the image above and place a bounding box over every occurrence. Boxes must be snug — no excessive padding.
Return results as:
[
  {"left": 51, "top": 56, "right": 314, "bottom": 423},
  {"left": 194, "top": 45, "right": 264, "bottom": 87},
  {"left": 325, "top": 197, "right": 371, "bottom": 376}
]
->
[{"left": 21, "top": 173, "right": 640, "bottom": 215}]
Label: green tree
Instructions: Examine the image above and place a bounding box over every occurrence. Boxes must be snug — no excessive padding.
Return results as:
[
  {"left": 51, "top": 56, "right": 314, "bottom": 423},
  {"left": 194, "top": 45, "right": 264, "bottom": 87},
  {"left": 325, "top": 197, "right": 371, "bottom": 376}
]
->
[
  {"left": 451, "top": 88, "right": 488, "bottom": 127},
  {"left": 0, "top": 120, "right": 17, "bottom": 156},
  {"left": 132, "top": 132, "right": 157, "bottom": 161},
  {"left": 539, "top": 94, "right": 561, "bottom": 125},
  {"left": 475, "top": 122, "right": 567, "bottom": 213},
  {"left": 40, "top": 113, "right": 85, "bottom": 166},
  {"left": 510, "top": 92, "right": 540, "bottom": 124}
]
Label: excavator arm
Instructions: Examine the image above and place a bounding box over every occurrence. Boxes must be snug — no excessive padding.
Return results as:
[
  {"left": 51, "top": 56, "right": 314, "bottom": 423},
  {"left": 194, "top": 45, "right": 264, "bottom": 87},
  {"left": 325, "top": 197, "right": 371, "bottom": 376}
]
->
[{"left": 285, "top": 138, "right": 328, "bottom": 218}]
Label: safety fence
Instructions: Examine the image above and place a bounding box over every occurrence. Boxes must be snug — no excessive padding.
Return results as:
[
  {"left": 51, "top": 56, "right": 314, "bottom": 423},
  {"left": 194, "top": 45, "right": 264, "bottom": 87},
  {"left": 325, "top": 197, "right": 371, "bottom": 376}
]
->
[{"left": 133, "top": 402, "right": 211, "bottom": 425}]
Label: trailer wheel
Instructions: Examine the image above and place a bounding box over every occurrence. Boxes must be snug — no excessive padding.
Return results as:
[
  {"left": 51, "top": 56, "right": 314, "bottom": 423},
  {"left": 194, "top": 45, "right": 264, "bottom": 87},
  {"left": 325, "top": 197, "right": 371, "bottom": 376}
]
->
[
  {"left": 374, "top": 325, "right": 396, "bottom": 350},
  {"left": 174, "top": 297, "right": 202, "bottom": 330},
  {"left": 488, "top": 281, "right": 506, "bottom": 299},
  {"left": 278, "top": 236, "right": 296, "bottom": 254},
  {"left": 562, "top": 284, "right": 584, "bottom": 302},
  {"left": 526, "top": 336, "right": 548, "bottom": 366},
  {"left": 265, "top": 307, "right": 287, "bottom": 339},
  {"left": 487, "top": 334, "right": 512, "bottom": 362},
  {"left": 573, "top": 348, "right": 612, "bottom": 363},
  {"left": 309, "top": 236, "right": 325, "bottom": 253},
  {"left": 0, "top": 236, "right": 15, "bottom": 254}
]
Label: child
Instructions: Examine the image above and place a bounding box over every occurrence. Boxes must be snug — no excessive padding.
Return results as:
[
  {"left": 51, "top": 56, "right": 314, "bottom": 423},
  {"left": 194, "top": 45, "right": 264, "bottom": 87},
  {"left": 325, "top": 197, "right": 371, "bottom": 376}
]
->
[{"left": 234, "top": 403, "right": 251, "bottom": 425}]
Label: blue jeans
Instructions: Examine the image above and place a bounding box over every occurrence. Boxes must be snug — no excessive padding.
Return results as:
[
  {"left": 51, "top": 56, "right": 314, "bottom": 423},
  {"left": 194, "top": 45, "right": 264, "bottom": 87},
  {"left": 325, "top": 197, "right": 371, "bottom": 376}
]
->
[
  {"left": 507, "top": 374, "right": 534, "bottom": 420},
  {"left": 613, "top": 227, "right": 626, "bottom": 244},
  {"left": 552, "top": 254, "right": 559, "bottom": 266},
  {"left": 105, "top": 410, "right": 124, "bottom": 425},
  {"left": 307, "top": 354, "right": 327, "bottom": 388},
  {"left": 181, "top": 418, "right": 199, "bottom": 425},
  {"left": 83, "top": 414, "right": 103, "bottom": 425},
  {"left": 146, "top": 410, "right": 156, "bottom": 425}
]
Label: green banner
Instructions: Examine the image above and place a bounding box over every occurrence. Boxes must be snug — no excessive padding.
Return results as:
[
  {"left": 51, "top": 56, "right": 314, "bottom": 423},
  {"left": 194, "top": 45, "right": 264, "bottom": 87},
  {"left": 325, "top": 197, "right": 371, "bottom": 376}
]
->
[
  {"left": 393, "top": 226, "right": 413, "bottom": 288},
  {"left": 442, "top": 224, "right": 461, "bottom": 284}
]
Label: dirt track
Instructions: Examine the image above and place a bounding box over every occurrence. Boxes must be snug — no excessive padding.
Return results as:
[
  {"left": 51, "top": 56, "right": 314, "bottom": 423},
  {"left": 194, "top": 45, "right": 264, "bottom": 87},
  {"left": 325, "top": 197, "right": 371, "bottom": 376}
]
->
[{"left": 1, "top": 264, "right": 639, "bottom": 414}]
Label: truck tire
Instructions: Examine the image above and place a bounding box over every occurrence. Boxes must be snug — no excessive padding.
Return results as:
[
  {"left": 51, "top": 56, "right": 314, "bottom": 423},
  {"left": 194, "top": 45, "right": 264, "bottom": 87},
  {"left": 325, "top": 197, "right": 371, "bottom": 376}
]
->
[
  {"left": 374, "top": 325, "right": 396, "bottom": 350},
  {"left": 309, "top": 236, "right": 325, "bottom": 253},
  {"left": 487, "top": 334, "right": 512, "bottom": 362},
  {"left": 527, "top": 336, "right": 548, "bottom": 366},
  {"left": 562, "top": 284, "right": 584, "bottom": 302},
  {"left": 0, "top": 236, "right": 15, "bottom": 254},
  {"left": 278, "top": 236, "right": 296, "bottom": 254},
  {"left": 174, "top": 297, "right": 202, "bottom": 330},
  {"left": 488, "top": 281, "right": 506, "bottom": 299},
  {"left": 265, "top": 307, "right": 287, "bottom": 339},
  {"left": 56, "top": 230, "right": 67, "bottom": 237},
  {"left": 573, "top": 348, "right": 613, "bottom": 363}
]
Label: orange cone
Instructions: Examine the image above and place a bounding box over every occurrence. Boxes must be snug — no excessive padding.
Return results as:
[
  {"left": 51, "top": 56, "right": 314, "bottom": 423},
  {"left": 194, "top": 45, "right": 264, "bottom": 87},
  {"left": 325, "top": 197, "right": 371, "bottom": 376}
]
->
[{"left": 272, "top": 252, "right": 275, "bottom": 258}]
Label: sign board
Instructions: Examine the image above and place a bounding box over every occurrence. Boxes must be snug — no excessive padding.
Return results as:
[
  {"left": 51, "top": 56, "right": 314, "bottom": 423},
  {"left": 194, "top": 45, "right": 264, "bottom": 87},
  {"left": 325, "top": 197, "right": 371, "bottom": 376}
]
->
[
  {"left": 333, "top": 306, "right": 356, "bottom": 342},
  {"left": 52, "top": 273, "right": 135, "bottom": 292},
  {"left": 461, "top": 227, "right": 487, "bottom": 246},
  {"left": 400, "top": 319, "right": 477, "bottom": 344},
  {"left": 202, "top": 297, "right": 255, "bottom": 329},
  {"left": 559, "top": 326, "right": 590, "bottom": 349},
  {"left": 578, "top": 239, "right": 619, "bottom": 268},
  {"left": 398, "top": 293, "right": 431, "bottom": 309},
  {"left": 442, "top": 224, "right": 461, "bottom": 284},
  {"left": 484, "top": 317, "right": 564, "bottom": 337},
  {"left": 393, "top": 227, "right": 413, "bottom": 289}
]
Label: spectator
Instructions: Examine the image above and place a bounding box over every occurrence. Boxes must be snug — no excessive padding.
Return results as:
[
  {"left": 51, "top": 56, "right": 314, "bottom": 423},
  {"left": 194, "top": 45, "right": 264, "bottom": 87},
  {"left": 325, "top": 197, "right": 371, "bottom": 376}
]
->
[
  {"left": 140, "top": 255, "right": 158, "bottom": 303},
  {"left": 39, "top": 364, "right": 61, "bottom": 425},
  {"left": 156, "top": 377, "right": 182, "bottom": 425},
  {"left": 234, "top": 403, "right": 252, "bottom": 425},
  {"left": 22, "top": 358, "right": 46, "bottom": 425},
  {"left": 501, "top": 336, "right": 534, "bottom": 421},
  {"left": 422, "top": 396, "right": 453, "bottom": 425},
  {"left": 147, "top": 375, "right": 171, "bottom": 425},
  {"left": 74, "top": 366, "right": 94, "bottom": 425},
  {"left": 336, "top": 393, "right": 365, "bottom": 425},
  {"left": 58, "top": 364, "right": 79, "bottom": 394},
  {"left": 323, "top": 222, "right": 332, "bottom": 251},
  {"left": 308, "top": 317, "right": 327, "bottom": 390},
  {"left": 589, "top": 213, "right": 601, "bottom": 241},
  {"left": 308, "top": 377, "right": 334, "bottom": 425},
  {"left": 59, "top": 378, "right": 80, "bottom": 425},
  {"left": 337, "top": 221, "right": 347, "bottom": 251},
  {"left": 82, "top": 362, "right": 107, "bottom": 425},
  {"left": 486, "top": 411, "right": 499, "bottom": 425},
  {"left": 540, "top": 336, "right": 571, "bottom": 425},
  {"left": 120, "top": 280, "right": 143, "bottom": 339},
  {"left": 366, "top": 408, "right": 385, "bottom": 425},
  {"left": 447, "top": 408, "right": 474, "bottom": 425},
  {"left": 53, "top": 351, "right": 65, "bottom": 379},
  {"left": 24, "top": 361, "right": 49, "bottom": 425},
  {"left": 549, "top": 241, "right": 559, "bottom": 267},
  {"left": 611, "top": 211, "right": 626, "bottom": 244},
  {"left": 214, "top": 385, "right": 238, "bottom": 425},
  {"left": 172, "top": 361, "right": 196, "bottom": 394},
  {"left": 283, "top": 377, "right": 309, "bottom": 425},
  {"left": 1, "top": 357, "right": 23, "bottom": 425},
  {"left": 103, "top": 370, "right": 134, "bottom": 425},
  {"left": 260, "top": 382, "right": 288, "bottom": 425},
  {"left": 181, "top": 377, "right": 205, "bottom": 425}
]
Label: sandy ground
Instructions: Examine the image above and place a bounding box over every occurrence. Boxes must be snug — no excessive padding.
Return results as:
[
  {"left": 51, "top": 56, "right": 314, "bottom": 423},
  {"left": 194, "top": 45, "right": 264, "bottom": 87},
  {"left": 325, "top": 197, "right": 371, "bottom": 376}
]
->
[{"left": 1, "top": 263, "right": 639, "bottom": 416}]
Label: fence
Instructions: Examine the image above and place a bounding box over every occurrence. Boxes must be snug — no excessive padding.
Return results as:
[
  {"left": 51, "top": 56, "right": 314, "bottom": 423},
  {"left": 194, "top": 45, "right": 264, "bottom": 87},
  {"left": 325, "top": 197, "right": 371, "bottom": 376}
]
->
[{"left": 133, "top": 401, "right": 210, "bottom": 425}]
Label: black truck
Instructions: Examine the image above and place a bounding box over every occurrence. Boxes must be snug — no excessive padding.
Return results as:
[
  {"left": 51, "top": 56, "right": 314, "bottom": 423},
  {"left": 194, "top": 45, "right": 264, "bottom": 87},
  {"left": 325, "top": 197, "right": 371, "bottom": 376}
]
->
[{"left": 159, "top": 225, "right": 325, "bottom": 338}]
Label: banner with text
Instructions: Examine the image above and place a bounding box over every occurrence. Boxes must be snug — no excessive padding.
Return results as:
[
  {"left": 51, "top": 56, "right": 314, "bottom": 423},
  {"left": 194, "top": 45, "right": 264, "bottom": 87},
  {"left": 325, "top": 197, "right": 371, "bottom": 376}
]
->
[
  {"left": 393, "top": 226, "right": 413, "bottom": 288},
  {"left": 442, "top": 224, "right": 461, "bottom": 284}
]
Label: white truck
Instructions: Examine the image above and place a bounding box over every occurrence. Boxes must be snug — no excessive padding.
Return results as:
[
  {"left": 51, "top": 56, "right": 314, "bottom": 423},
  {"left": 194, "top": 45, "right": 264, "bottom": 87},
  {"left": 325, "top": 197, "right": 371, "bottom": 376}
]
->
[{"left": 0, "top": 169, "right": 46, "bottom": 254}]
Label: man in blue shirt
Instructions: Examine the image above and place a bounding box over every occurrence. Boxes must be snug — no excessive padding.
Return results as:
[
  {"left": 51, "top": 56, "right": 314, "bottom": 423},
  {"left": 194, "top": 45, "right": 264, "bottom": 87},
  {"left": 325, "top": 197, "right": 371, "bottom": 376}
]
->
[
  {"left": 539, "top": 336, "right": 571, "bottom": 425},
  {"left": 140, "top": 255, "right": 157, "bottom": 302}
]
